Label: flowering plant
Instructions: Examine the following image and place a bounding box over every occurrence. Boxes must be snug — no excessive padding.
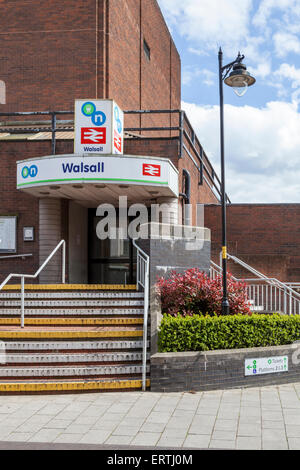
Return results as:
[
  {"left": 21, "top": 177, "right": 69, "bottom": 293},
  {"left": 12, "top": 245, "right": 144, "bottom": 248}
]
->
[{"left": 156, "top": 268, "right": 251, "bottom": 316}]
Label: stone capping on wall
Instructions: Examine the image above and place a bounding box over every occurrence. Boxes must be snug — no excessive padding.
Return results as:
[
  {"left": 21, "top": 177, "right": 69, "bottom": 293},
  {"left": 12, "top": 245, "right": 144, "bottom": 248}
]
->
[
  {"left": 140, "top": 222, "right": 211, "bottom": 241},
  {"left": 151, "top": 344, "right": 300, "bottom": 392}
]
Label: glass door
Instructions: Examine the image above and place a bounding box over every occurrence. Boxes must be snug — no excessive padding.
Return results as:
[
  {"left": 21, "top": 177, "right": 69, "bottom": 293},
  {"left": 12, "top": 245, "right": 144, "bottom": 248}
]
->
[{"left": 88, "top": 209, "right": 136, "bottom": 285}]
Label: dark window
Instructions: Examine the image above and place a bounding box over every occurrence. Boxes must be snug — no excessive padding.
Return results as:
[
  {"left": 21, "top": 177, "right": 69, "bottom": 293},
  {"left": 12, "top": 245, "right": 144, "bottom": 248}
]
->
[{"left": 143, "top": 39, "right": 151, "bottom": 61}]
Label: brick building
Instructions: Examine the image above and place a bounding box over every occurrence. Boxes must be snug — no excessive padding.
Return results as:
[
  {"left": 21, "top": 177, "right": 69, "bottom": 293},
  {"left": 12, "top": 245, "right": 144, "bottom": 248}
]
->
[
  {"left": 0, "top": 0, "right": 297, "bottom": 287},
  {"left": 0, "top": 0, "right": 219, "bottom": 285},
  {"left": 205, "top": 203, "right": 300, "bottom": 283},
  {"left": 0, "top": 0, "right": 299, "bottom": 395}
]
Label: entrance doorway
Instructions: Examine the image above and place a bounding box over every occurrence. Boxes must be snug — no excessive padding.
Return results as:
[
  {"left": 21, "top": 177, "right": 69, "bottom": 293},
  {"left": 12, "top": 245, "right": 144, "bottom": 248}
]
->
[{"left": 88, "top": 209, "right": 137, "bottom": 285}]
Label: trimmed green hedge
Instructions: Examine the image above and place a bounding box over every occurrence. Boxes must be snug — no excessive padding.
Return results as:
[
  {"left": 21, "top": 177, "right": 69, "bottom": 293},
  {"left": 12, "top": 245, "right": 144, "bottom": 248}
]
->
[{"left": 158, "top": 314, "right": 300, "bottom": 352}]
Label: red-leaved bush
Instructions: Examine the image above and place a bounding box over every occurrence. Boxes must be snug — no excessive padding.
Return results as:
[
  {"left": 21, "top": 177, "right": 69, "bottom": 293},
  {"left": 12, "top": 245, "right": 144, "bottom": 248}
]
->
[{"left": 156, "top": 268, "right": 251, "bottom": 316}]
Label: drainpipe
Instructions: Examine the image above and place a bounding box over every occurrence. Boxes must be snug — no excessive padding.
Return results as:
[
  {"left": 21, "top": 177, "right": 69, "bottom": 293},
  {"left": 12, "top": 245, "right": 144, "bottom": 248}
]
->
[{"left": 180, "top": 169, "right": 191, "bottom": 226}]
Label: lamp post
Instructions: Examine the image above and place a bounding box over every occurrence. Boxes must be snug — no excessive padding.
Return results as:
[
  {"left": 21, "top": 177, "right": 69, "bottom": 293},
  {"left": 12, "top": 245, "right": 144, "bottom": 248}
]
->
[{"left": 218, "top": 48, "right": 255, "bottom": 315}]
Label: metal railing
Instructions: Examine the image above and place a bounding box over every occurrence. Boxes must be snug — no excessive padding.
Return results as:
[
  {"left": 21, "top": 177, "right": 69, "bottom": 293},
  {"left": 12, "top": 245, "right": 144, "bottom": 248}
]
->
[
  {"left": 0, "top": 108, "right": 230, "bottom": 204},
  {"left": 210, "top": 255, "right": 300, "bottom": 315},
  {"left": 0, "top": 240, "right": 66, "bottom": 327},
  {"left": 0, "top": 254, "right": 32, "bottom": 260},
  {"left": 133, "top": 239, "right": 150, "bottom": 392}
]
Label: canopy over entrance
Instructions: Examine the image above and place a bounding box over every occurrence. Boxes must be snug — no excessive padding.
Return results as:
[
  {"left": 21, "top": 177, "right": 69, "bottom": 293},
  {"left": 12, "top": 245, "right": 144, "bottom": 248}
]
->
[{"left": 17, "top": 154, "right": 179, "bottom": 206}]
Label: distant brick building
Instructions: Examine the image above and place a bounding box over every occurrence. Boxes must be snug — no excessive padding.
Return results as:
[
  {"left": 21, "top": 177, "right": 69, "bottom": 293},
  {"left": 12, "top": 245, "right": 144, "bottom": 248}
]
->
[{"left": 205, "top": 203, "right": 300, "bottom": 283}]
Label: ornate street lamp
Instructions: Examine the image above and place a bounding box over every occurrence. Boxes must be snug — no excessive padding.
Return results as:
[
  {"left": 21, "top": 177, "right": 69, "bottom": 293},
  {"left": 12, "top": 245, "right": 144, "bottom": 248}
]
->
[{"left": 218, "top": 48, "right": 255, "bottom": 315}]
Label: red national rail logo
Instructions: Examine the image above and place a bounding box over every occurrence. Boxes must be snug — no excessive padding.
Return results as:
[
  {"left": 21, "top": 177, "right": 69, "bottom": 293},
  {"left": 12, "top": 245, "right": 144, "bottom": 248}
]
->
[
  {"left": 81, "top": 127, "right": 107, "bottom": 144},
  {"left": 114, "top": 130, "right": 122, "bottom": 153},
  {"left": 142, "top": 163, "right": 161, "bottom": 177}
]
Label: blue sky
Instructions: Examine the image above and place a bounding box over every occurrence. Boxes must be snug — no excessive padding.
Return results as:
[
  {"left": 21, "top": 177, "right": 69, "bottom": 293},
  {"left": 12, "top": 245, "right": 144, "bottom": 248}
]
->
[{"left": 158, "top": 0, "right": 300, "bottom": 203}]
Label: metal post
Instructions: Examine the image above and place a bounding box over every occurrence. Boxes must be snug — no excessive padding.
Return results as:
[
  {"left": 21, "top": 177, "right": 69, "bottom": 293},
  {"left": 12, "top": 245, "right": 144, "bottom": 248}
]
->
[
  {"left": 218, "top": 47, "right": 230, "bottom": 315},
  {"left": 21, "top": 276, "right": 25, "bottom": 328},
  {"left": 62, "top": 241, "right": 66, "bottom": 284},
  {"left": 179, "top": 111, "right": 184, "bottom": 159},
  {"left": 284, "top": 288, "right": 287, "bottom": 314},
  {"left": 137, "top": 253, "right": 140, "bottom": 290},
  {"left": 142, "top": 256, "right": 149, "bottom": 392},
  {"left": 51, "top": 112, "right": 57, "bottom": 155}
]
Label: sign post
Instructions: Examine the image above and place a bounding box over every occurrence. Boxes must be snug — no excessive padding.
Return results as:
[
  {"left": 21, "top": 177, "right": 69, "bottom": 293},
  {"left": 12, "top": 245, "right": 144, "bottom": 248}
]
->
[{"left": 74, "top": 99, "right": 124, "bottom": 155}]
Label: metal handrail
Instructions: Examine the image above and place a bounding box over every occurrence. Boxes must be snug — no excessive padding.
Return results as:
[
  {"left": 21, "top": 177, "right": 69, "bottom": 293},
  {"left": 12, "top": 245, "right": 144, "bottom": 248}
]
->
[
  {"left": 0, "top": 108, "right": 227, "bottom": 203},
  {"left": 211, "top": 255, "right": 300, "bottom": 315},
  {"left": 0, "top": 254, "right": 32, "bottom": 260},
  {"left": 0, "top": 240, "right": 66, "bottom": 327},
  {"left": 227, "top": 253, "right": 300, "bottom": 300},
  {"left": 133, "top": 239, "right": 150, "bottom": 392}
]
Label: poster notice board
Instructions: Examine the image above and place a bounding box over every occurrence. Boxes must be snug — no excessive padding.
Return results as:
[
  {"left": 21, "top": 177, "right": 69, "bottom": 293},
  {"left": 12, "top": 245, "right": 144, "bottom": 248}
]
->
[{"left": 0, "top": 216, "right": 17, "bottom": 253}]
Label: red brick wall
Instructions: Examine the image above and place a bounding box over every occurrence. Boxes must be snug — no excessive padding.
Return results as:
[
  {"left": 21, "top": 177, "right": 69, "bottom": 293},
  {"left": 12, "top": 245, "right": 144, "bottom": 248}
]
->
[
  {"left": 205, "top": 203, "right": 300, "bottom": 282},
  {"left": 0, "top": 0, "right": 98, "bottom": 111},
  {"left": 0, "top": 140, "right": 71, "bottom": 282},
  {"left": 0, "top": 0, "right": 181, "bottom": 119},
  {"left": 124, "top": 137, "right": 179, "bottom": 167},
  {"left": 108, "top": 0, "right": 181, "bottom": 133}
]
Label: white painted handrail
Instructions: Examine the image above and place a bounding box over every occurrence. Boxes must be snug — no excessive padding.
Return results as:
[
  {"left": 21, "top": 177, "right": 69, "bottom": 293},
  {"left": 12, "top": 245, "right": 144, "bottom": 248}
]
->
[
  {"left": 0, "top": 240, "right": 66, "bottom": 328},
  {"left": 133, "top": 239, "right": 149, "bottom": 392},
  {"left": 211, "top": 255, "right": 300, "bottom": 315},
  {"left": 227, "top": 253, "right": 300, "bottom": 300}
]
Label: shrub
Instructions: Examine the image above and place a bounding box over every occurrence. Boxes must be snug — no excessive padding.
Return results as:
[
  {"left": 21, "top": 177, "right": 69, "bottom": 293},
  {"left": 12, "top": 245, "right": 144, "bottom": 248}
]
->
[
  {"left": 158, "top": 314, "right": 300, "bottom": 352},
  {"left": 156, "top": 268, "right": 250, "bottom": 316}
]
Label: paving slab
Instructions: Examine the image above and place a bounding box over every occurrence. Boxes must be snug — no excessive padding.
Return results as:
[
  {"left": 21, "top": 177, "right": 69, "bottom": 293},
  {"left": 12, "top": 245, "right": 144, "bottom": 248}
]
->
[
  {"left": 236, "top": 436, "right": 262, "bottom": 450},
  {"left": 1, "top": 383, "right": 300, "bottom": 449},
  {"left": 183, "top": 434, "right": 210, "bottom": 449}
]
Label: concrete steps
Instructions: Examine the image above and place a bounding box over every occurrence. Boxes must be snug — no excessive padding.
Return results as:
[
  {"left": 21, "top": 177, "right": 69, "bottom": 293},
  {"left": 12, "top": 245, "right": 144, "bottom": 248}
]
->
[{"left": 0, "top": 285, "right": 149, "bottom": 393}]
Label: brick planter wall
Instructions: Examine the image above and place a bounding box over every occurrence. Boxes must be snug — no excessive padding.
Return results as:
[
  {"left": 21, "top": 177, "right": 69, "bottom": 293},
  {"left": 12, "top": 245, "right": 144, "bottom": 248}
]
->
[{"left": 151, "top": 344, "right": 300, "bottom": 392}]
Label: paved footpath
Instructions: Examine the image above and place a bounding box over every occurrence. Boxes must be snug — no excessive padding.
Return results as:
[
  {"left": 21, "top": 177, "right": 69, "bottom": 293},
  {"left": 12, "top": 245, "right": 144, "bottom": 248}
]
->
[{"left": 1, "top": 383, "right": 300, "bottom": 450}]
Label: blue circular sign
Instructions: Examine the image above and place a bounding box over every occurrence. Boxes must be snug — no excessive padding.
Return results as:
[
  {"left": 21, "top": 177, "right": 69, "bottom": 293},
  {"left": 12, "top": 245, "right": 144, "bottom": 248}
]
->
[
  {"left": 81, "top": 102, "right": 96, "bottom": 117},
  {"left": 92, "top": 111, "right": 107, "bottom": 126}
]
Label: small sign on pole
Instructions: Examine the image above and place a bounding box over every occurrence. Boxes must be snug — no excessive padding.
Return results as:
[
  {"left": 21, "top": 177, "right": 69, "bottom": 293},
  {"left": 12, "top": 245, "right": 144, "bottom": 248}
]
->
[{"left": 74, "top": 99, "right": 124, "bottom": 155}]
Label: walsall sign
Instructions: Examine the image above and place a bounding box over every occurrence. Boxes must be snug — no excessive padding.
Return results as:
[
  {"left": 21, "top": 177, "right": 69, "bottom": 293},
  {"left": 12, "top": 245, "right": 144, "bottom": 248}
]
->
[
  {"left": 74, "top": 99, "right": 124, "bottom": 155},
  {"left": 16, "top": 155, "right": 179, "bottom": 196}
]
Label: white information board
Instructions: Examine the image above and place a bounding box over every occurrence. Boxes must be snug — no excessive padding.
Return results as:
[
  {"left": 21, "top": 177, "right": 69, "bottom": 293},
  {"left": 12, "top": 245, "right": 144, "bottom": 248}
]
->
[
  {"left": 74, "top": 99, "right": 124, "bottom": 155},
  {"left": 245, "top": 356, "right": 288, "bottom": 376},
  {"left": 0, "top": 216, "right": 17, "bottom": 253}
]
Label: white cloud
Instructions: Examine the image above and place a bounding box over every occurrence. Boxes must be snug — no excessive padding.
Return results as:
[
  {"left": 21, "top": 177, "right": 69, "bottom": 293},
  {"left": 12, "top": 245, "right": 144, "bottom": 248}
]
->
[
  {"left": 273, "top": 32, "right": 300, "bottom": 57},
  {"left": 158, "top": 0, "right": 253, "bottom": 56},
  {"left": 275, "top": 63, "right": 300, "bottom": 86},
  {"left": 182, "top": 67, "right": 216, "bottom": 87},
  {"left": 188, "top": 48, "right": 209, "bottom": 57},
  {"left": 182, "top": 100, "right": 300, "bottom": 203},
  {"left": 248, "top": 61, "right": 271, "bottom": 79},
  {"left": 252, "top": 0, "right": 293, "bottom": 28}
]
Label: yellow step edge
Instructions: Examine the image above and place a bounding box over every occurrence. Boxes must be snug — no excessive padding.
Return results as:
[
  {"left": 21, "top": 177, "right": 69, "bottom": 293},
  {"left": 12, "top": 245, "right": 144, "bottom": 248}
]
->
[
  {"left": 2, "top": 284, "right": 137, "bottom": 291},
  {"left": 0, "top": 331, "right": 143, "bottom": 339},
  {"left": 0, "top": 318, "right": 144, "bottom": 326},
  {"left": 0, "top": 379, "right": 151, "bottom": 393}
]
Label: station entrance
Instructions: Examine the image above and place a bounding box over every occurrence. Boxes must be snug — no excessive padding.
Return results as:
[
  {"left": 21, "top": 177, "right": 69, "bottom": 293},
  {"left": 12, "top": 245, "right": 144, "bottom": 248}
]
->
[{"left": 87, "top": 209, "right": 137, "bottom": 285}]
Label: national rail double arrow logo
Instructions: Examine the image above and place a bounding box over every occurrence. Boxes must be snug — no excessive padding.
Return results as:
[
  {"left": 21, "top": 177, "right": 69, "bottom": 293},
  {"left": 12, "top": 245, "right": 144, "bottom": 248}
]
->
[
  {"left": 142, "top": 163, "right": 161, "bottom": 177},
  {"left": 81, "top": 127, "right": 107, "bottom": 145}
]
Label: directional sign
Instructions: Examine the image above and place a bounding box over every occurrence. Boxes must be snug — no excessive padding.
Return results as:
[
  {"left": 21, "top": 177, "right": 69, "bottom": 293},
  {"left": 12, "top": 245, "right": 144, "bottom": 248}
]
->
[{"left": 245, "top": 356, "right": 288, "bottom": 376}]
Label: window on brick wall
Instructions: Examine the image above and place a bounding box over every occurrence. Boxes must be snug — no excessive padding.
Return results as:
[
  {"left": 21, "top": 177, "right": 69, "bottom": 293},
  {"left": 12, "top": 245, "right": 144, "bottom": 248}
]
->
[{"left": 143, "top": 39, "right": 151, "bottom": 61}]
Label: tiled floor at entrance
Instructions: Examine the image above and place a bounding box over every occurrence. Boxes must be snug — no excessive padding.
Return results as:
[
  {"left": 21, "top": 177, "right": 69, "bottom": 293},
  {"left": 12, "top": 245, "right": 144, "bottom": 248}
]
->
[{"left": 0, "top": 383, "right": 300, "bottom": 449}]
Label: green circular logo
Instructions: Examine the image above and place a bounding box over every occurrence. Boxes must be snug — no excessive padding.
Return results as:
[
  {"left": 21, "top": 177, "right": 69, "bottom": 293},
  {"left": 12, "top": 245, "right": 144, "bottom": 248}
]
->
[
  {"left": 21, "top": 166, "right": 29, "bottom": 178},
  {"left": 82, "top": 102, "right": 96, "bottom": 116}
]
